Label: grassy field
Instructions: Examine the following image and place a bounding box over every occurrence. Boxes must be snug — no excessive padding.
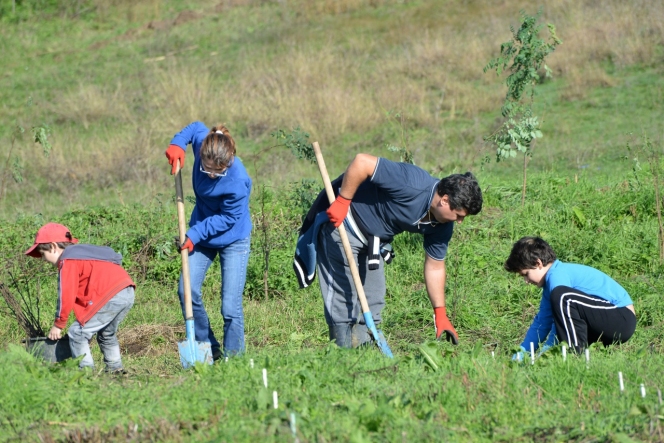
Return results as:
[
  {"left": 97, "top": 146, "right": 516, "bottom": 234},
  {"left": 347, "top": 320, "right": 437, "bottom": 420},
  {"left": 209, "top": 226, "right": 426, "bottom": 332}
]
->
[
  {"left": 1, "top": 0, "right": 664, "bottom": 441},
  {"left": 2, "top": 165, "right": 664, "bottom": 442},
  {"left": 1, "top": 0, "right": 663, "bottom": 216}
]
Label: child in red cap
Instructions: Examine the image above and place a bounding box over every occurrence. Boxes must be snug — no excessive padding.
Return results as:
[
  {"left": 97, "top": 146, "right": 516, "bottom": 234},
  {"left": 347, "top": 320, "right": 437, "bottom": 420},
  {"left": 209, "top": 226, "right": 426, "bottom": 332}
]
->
[{"left": 25, "top": 223, "right": 135, "bottom": 372}]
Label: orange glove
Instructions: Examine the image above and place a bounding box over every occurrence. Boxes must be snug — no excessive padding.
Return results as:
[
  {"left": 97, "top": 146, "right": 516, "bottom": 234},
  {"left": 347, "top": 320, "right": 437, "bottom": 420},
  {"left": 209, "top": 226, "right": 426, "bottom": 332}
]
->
[
  {"left": 179, "top": 237, "right": 194, "bottom": 254},
  {"left": 326, "top": 194, "right": 351, "bottom": 228},
  {"left": 434, "top": 306, "right": 458, "bottom": 345},
  {"left": 165, "top": 144, "right": 185, "bottom": 175}
]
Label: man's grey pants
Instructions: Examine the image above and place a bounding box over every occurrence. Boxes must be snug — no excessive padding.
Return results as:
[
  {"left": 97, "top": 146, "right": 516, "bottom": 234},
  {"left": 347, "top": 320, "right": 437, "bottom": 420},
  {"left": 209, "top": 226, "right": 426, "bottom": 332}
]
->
[
  {"left": 68, "top": 286, "right": 135, "bottom": 371},
  {"left": 316, "top": 222, "right": 385, "bottom": 348}
]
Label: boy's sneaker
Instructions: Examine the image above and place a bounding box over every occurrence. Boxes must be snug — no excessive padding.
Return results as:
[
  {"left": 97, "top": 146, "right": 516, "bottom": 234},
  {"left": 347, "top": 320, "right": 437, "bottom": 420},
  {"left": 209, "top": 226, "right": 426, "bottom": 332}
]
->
[{"left": 212, "top": 348, "right": 222, "bottom": 362}]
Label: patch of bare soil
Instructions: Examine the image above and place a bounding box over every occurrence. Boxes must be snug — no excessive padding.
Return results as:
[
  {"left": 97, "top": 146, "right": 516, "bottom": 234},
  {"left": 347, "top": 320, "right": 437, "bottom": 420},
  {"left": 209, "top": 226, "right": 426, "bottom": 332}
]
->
[
  {"left": 118, "top": 324, "right": 180, "bottom": 358},
  {"left": 37, "top": 419, "right": 188, "bottom": 443}
]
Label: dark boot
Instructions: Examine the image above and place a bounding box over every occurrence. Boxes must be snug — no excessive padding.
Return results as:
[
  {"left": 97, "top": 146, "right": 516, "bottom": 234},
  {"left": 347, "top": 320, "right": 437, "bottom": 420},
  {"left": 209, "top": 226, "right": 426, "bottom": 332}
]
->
[{"left": 329, "top": 323, "right": 371, "bottom": 348}]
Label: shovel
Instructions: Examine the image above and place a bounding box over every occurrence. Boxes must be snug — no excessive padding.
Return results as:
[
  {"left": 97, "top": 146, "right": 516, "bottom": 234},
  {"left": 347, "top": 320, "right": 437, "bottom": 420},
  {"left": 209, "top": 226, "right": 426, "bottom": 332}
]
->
[
  {"left": 312, "top": 142, "right": 394, "bottom": 358},
  {"left": 174, "top": 160, "right": 213, "bottom": 368}
]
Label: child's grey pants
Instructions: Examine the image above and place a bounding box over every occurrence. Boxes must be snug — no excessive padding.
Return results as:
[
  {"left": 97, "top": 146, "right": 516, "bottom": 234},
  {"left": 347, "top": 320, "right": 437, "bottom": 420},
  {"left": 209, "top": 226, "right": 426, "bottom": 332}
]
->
[
  {"left": 316, "top": 222, "right": 385, "bottom": 347},
  {"left": 68, "top": 286, "right": 135, "bottom": 371}
]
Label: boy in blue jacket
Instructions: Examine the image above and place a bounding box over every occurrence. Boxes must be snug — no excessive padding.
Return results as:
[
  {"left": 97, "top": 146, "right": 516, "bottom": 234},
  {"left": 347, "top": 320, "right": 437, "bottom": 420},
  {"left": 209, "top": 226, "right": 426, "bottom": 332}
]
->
[{"left": 504, "top": 236, "right": 636, "bottom": 355}]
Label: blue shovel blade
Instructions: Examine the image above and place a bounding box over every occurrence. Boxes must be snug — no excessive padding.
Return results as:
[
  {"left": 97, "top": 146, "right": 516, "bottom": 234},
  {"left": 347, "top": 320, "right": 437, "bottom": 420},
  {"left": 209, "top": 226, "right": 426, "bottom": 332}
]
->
[
  {"left": 363, "top": 312, "right": 394, "bottom": 358},
  {"left": 372, "top": 328, "right": 394, "bottom": 358},
  {"left": 178, "top": 319, "right": 213, "bottom": 368}
]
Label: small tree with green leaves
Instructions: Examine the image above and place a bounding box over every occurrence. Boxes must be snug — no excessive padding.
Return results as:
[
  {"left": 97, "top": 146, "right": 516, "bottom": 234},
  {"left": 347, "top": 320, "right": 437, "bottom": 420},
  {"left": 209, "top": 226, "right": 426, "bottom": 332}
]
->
[
  {"left": 271, "top": 126, "right": 316, "bottom": 164},
  {"left": 383, "top": 110, "right": 415, "bottom": 165},
  {"left": 246, "top": 127, "right": 315, "bottom": 300},
  {"left": 484, "top": 9, "right": 561, "bottom": 205}
]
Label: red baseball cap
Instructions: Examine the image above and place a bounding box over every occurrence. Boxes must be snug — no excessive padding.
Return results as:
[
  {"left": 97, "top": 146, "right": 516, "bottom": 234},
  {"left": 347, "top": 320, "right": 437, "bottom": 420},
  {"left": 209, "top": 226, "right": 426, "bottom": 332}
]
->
[{"left": 24, "top": 223, "right": 79, "bottom": 257}]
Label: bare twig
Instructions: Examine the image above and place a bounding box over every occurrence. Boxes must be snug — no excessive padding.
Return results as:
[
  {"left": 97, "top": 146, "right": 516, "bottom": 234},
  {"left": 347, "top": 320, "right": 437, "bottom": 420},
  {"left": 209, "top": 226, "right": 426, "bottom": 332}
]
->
[
  {"left": 0, "top": 256, "right": 46, "bottom": 337},
  {"left": 8, "top": 270, "right": 44, "bottom": 336},
  {"left": 0, "top": 282, "right": 42, "bottom": 337}
]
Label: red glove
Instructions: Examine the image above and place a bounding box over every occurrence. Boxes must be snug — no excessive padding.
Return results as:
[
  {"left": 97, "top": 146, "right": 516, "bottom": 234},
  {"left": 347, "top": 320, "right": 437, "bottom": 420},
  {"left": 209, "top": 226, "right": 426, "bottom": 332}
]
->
[
  {"left": 434, "top": 306, "right": 458, "bottom": 345},
  {"left": 179, "top": 237, "right": 194, "bottom": 254},
  {"left": 165, "top": 144, "right": 185, "bottom": 175},
  {"left": 326, "top": 194, "right": 351, "bottom": 228}
]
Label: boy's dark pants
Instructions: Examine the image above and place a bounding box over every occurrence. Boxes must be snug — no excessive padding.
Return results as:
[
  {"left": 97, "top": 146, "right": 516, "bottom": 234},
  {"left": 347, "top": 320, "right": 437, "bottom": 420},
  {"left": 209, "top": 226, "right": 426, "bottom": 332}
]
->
[{"left": 550, "top": 286, "right": 636, "bottom": 353}]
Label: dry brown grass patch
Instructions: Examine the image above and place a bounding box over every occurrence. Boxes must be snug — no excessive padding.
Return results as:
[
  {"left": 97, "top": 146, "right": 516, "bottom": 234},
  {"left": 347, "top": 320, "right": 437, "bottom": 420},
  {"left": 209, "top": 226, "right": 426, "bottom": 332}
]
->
[
  {"left": 560, "top": 64, "right": 618, "bottom": 102},
  {"left": 118, "top": 323, "right": 180, "bottom": 357},
  {"left": 37, "top": 418, "right": 188, "bottom": 443},
  {"left": 51, "top": 83, "right": 133, "bottom": 129}
]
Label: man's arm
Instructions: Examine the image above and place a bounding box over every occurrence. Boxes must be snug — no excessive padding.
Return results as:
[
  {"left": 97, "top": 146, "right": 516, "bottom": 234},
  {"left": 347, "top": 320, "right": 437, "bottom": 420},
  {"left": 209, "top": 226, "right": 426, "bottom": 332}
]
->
[
  {"left": 424, "top": 253, "right": 446, "bottom": 308},
  {"left": 326, "top": 154, "right": 378, "bottom": 227},
  {"left": 424, "top": 254, "right": 459, "bottom": 344},
  {"left": 338, "top": 154, "right": 378, "bottom": 199}
]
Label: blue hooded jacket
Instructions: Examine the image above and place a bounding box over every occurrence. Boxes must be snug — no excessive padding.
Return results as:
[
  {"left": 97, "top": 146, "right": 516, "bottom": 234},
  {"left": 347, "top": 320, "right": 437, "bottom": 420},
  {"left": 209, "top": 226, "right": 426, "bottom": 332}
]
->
[{"left": 170, "top": 121, "right": 252, "bottom": 248}]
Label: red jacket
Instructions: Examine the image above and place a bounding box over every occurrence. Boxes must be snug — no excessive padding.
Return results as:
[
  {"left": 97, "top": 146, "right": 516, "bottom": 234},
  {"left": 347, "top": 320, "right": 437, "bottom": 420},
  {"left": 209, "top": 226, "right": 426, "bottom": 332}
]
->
[{"left": 55, "top": 245, "right": 135, "bottom": 328}]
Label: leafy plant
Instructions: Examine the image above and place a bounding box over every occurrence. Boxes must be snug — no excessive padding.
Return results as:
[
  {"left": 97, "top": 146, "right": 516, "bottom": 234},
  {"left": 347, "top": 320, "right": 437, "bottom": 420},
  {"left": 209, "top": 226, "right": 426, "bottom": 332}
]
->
[
  {"left": 249, "top": 184, "right": 302, "bottom": 300},
  {"left": 484, "top": 9, "right": 561, "bottom": 205},
  {"left": 384, "top": 110, "right": 415, "bottom": 165},
  {"left": 243, "top": 127, "right": 314, "bottom": 189},
  {"left": 270, "top": 127, "right": 315, "bottom": 164},
  {"left": 285, "top": 178, "right": 320, "bottom": 223},
  {"left": 244, "top": 128, "right": 316, "bottom": 300}
]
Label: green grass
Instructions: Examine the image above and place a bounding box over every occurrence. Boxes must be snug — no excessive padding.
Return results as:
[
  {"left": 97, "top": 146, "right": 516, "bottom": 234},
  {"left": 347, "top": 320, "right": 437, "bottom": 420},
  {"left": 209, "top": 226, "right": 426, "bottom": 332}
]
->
[
  {"left": 2, "top": 166, "right": 664, "bottom": 441},
  {"left": 1, "top": 0, "right": 664, "bottom": 216},
  {"left": 2, "top": 342, "right": 663, "bottom": 442},
  {"left": 1, "top": 0, "right": 664, "bottom": 441}
]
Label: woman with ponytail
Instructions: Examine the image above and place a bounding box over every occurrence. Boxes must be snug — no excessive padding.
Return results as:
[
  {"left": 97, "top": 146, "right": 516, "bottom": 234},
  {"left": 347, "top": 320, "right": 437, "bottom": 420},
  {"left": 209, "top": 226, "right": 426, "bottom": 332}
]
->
[{"left": 165, "top": 121, "right": 252, "bottom": 358}]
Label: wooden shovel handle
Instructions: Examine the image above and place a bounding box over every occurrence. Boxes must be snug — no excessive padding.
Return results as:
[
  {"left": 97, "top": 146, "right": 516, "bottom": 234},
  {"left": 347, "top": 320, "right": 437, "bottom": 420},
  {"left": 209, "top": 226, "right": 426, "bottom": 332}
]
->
[
  {"left": 175, "top": 160, "right": 193, "bottom": 319},
  {"left": 312, "top": 142, "right": 371, "bottom": 314}
]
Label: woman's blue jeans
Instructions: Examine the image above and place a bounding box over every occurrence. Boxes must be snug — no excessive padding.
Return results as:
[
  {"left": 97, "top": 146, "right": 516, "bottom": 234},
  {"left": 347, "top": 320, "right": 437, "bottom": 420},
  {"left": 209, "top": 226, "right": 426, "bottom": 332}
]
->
[{"left": 178, "top": 236, "right": 250, "bottom": 357}]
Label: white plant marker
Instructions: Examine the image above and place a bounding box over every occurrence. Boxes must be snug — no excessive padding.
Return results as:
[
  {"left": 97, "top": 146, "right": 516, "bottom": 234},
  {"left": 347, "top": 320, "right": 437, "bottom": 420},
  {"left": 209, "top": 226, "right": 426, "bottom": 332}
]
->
[
  {"left": 640, "top": 384, "right": 646, "bottom": 398},
  {"left": 225, "top": 356, "right": 229, "bottom": 363},
  {"left": 250, "top": 358, "right": 254, "bottom": 369},
  {"left": 618, "top": 372, "right": 624, "bottom": 393},
  {"left": 273, "top": 391, "right": 278, "bottom": 409},
  {"left": 530, "top": 342, "right": 535, "bottom": 365},
  {"left": 290, "top": 412, "right": 300, "bottom": 443},
  {"left": 290, "top": 412, "right": 297, "bottom": 436},
  {"left": 562, "top": 345, "right": 567, "bottom": 362},
  {"left": 263, "top": 368, "right": 268, "bottom": 388},
  {"left": 491, "top": 351, "right": 495, "bottom": 359},
  {"left": 585, "top": 348, "right": 590, "bottom": 366}
]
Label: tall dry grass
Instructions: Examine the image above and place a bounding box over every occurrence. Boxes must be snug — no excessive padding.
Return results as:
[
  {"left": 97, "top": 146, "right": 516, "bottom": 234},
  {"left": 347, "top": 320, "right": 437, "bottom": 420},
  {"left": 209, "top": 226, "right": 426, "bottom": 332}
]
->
[
  {"left": 544, "top": 0, "right": 664, "bottom": 96},
  {"left": 52, "top": 82, "right": 134, "bottom": 129},
  {"left": 148, "top": 47, "right": 382, "bottom": 140},
  {"left": 145, "top": 0, "right": 664, "bottom": 145},
  {"left": 3, "top": 0, "right": 664, "bottom": 214}
]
